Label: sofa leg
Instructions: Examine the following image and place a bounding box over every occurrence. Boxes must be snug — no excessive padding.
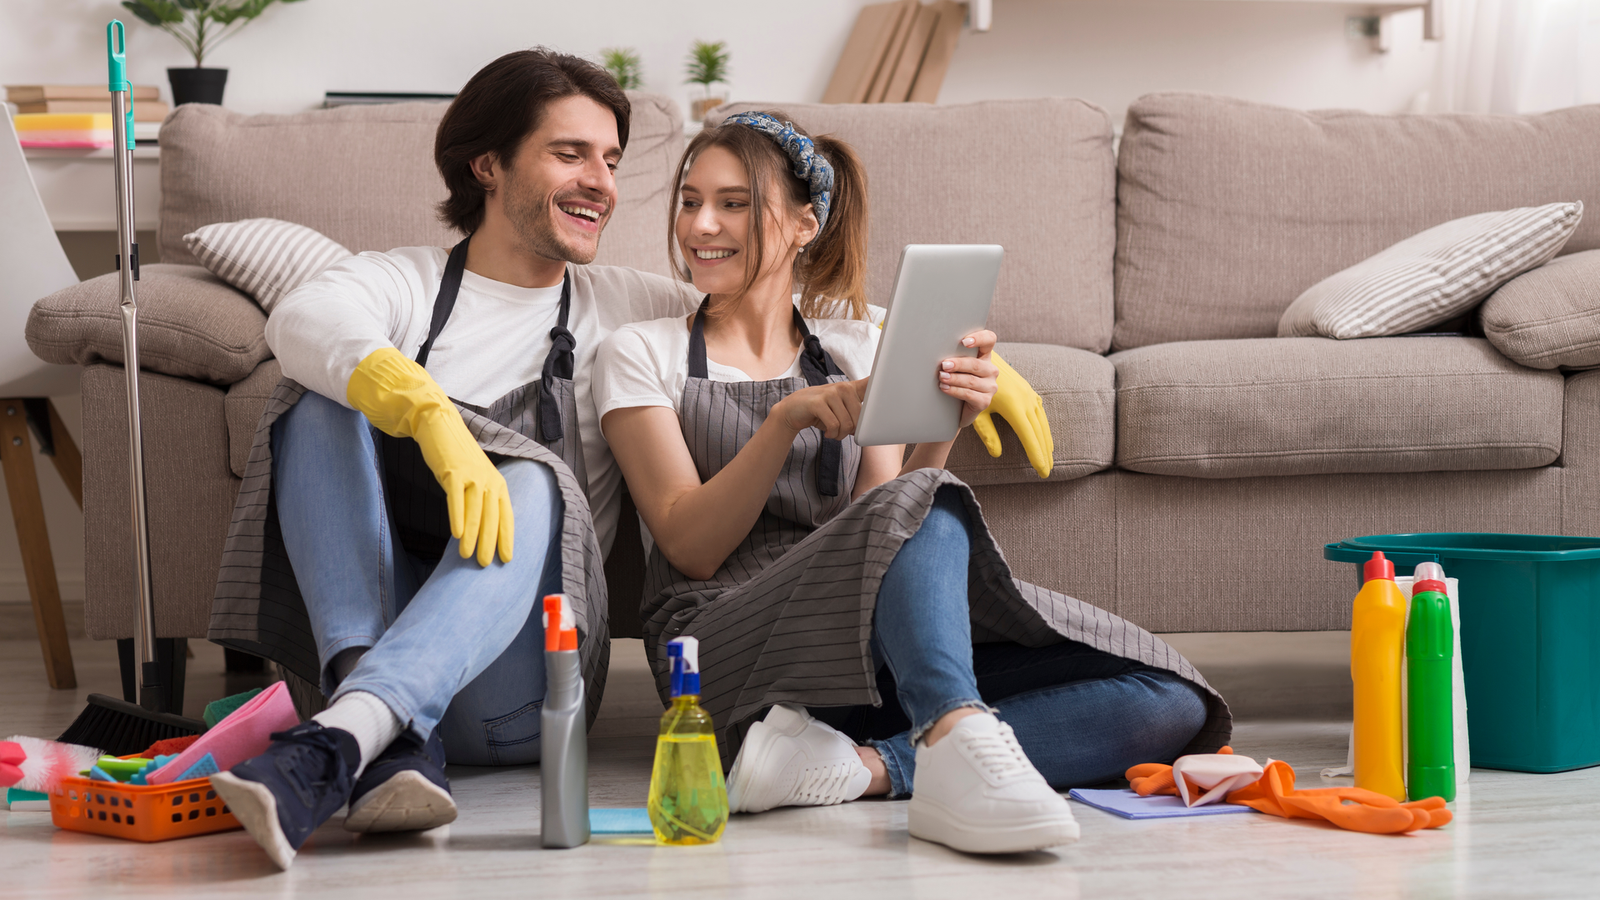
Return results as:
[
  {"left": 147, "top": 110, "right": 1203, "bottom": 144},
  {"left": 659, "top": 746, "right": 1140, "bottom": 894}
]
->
[
  {"left": 0, "top": 398, "right": 76, "bottom": 690},
  {"left": 116, "top": 637, "right": 188, "bottom": 714}
]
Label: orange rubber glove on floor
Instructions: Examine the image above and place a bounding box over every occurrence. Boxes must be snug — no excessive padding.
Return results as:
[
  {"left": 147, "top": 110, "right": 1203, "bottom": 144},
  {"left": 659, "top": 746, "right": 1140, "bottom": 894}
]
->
[{"left": 1125, "top": 748, "right": 1452, "bottom": 835}]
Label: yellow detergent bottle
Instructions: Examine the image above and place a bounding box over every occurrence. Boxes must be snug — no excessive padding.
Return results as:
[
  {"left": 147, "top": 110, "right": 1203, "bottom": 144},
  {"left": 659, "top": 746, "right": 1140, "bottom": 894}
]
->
[
  {"left": 1352, "top": 551, "right": 1407, "bottom": 800},
  {"left": 647, "top": 636, "right": 728, "bottom": 845}
]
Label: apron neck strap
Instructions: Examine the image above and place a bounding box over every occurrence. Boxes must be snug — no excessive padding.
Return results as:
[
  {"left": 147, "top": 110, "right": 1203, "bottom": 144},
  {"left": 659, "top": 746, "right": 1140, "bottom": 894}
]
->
[{"left": 414, "top": 236, "right": 471, "bottom": 368}]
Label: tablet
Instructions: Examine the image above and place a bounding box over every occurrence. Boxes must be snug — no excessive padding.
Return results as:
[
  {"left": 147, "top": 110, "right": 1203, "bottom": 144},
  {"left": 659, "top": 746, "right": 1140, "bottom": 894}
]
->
[{"left": 855, "top": 244, "right": 1003, "bottom": 446}]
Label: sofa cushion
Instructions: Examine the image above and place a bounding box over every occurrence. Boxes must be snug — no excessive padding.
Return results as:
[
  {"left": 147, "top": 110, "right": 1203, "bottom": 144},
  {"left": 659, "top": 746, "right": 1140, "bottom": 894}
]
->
[
  {"left": 944, "top": 343, "right": 1115, "bottom": 486},
  {"left": 711, "top": 100, "right": 1117, "bottom": 353},
  {"left": 225, "top": 358, "right": 282, "bottom": 477},
  {"left": 1112, "top": 337, "right": 1564, "bottom": 478},
  {"left": 1279, "top": 203, "right": 1583, "bottom": 339},
  {"left": 26, "top": 263, "right": 269, "bottom": 385},
  {"left": 1481, "top": 249, "right": 1600, "bottom": 369},
  {"left": 1114, "top": 93, "right": 1600, "bottom": 350},
  {"left": 156, "top": 92, "right": 682, "bottom": 278},
  {"left": 185, "top": 218, "right": 354, "bottom": 313}
]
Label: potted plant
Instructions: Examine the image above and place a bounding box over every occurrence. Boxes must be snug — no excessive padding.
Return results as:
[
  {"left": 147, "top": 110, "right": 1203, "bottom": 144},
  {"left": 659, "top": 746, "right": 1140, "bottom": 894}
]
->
[
  {"left": 121, "top": 0, "right": 308, "bottom": 107},
  {"left": 601, "top": 48, "right": 644, "bottom": 91},
  {"left": 685, "top": 39, "right": 730, "bottom": 122}
]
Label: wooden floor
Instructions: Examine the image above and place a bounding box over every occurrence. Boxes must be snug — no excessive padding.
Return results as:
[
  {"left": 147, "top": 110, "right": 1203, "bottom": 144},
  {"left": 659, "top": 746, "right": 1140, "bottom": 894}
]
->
[{"left": 2, "top": 630, "right": 1596, "bottom": 899}]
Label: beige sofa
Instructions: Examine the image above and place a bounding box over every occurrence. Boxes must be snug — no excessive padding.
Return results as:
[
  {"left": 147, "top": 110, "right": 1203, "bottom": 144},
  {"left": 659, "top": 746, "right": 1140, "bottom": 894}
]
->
[{"left": 27, "top": 93, "right": 1600, "bottom": 690}]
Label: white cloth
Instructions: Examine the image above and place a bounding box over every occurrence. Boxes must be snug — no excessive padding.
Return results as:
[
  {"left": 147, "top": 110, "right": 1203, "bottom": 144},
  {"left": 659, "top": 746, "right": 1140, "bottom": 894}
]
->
[
  {"left": 265, "top": 247, "right": 697, "bottom": 553},
  {"left": 593, "top": 313, "right": 881, "bottom": 420}
]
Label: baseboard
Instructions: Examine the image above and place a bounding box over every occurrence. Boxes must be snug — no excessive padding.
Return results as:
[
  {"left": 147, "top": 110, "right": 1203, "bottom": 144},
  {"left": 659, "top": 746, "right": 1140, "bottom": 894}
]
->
[{"left": 0, "top": 598, "right": 86, "bottom": 640}]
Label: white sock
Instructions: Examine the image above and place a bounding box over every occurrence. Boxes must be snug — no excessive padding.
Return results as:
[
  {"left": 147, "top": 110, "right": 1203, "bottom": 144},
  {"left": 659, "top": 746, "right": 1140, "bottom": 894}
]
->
[{"left": 311, "top": 690, "right": 404, "bottom": 777}]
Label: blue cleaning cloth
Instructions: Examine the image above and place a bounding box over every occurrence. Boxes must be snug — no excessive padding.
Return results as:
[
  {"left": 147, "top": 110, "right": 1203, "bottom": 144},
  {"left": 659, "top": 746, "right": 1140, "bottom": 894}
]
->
[
  {"left": 589, "top": 808, "right": 654, "bottom": 834},
  {"left": 177, "top": 753, "right": 219, "bottom": 781},
  {"left": 1068, "top": 788, "right": 1258, "bottom": 820}
]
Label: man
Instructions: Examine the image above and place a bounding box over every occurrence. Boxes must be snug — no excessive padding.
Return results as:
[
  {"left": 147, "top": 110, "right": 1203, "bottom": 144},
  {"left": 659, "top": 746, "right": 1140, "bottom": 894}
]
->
[{"left": 208, "top": 49, "right": 695, "bottom": 869}]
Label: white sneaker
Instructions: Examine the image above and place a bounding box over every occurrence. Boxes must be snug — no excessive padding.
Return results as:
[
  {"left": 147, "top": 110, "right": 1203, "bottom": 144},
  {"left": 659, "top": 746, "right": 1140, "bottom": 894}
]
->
[
  {"left": 907, "top": 712, "right": 1080, "bottom": 854},
  {"left": 726, "top": 704, "right": 872, "bottom": 813}
]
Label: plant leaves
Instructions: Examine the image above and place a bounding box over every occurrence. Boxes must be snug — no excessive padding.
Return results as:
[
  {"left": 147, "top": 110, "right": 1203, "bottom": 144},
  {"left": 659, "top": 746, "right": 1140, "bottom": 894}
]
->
[
  {"left": 120, "top": 1, "right": 166, "bottom": 26},
  {"left": 209, "top": 0, "right": 274, "bottom": 25},
  {"left": 127, "top": 0, "right": 190, "bottom": 24}
]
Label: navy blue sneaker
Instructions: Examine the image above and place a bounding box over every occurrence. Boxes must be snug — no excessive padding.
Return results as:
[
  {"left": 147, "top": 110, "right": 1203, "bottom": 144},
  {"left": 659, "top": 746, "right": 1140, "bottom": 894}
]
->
[
  {"left": 209, "top": 721, "right": 360, "bottom": 870},
  {"left": 343, "top": 728, "right": 456, "bottom": 834}
]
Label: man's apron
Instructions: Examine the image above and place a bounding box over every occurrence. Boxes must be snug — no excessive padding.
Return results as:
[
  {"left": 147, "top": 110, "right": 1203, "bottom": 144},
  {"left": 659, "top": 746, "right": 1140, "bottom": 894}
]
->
[
  {"left": 210, "top": 237, "right": 609, "bottom": 725},
  {"left": 642, "top": 305, "right": 1233, "bottom": 767}
]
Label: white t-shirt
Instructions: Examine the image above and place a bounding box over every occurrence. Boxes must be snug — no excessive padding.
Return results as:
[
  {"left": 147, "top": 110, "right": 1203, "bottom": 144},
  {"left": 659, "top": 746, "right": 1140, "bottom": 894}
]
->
[
  {"left": 265, "top": 246, "right": 697, "bottom": 553},
  {"left": 594, "top": 313, "right": 881, "bottom": 420}
]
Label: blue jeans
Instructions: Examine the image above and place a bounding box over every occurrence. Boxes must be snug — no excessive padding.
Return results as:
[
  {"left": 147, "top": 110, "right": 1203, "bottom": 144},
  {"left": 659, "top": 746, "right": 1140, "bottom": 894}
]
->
[
  {"left": 272, "top": 391, "right": 565, "bottom": 765},
  {"left": 813, "top": 486, "right": 1209, "bottom": 798}
]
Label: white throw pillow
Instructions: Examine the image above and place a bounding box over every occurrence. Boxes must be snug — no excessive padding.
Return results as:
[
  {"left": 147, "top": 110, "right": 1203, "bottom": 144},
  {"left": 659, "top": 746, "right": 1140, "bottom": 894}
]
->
[
  {"left": 183, "top": 218, "right": 353, "bottom": 314},
  {"left": 1278, "top": 202, "right": 1583, "bottom": 340}
]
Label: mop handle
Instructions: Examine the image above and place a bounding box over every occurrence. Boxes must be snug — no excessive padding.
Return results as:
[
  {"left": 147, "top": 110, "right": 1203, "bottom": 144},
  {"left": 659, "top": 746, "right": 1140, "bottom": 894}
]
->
[{"left": 107, "top": 20, "right": 160, "bottom": 706}]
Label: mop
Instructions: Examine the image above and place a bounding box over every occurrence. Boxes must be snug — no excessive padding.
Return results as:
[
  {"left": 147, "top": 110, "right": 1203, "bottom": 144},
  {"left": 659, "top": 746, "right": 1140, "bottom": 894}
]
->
[{"left": 56, "top": 21, "right": 206, "bottom": 755}]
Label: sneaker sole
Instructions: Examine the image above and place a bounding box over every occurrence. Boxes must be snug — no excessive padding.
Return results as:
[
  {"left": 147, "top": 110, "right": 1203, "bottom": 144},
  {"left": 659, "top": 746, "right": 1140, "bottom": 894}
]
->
[
  {"left": 725, "top": 720, "right": 779, "bottom": 813},
  {"left": 344, "top": 771, "right": 458, "bottom": 833},
  {"left": 209, "top": 772, "right": 298, "bottom": 870},
  {"left": 907, "top": 796, "right": 1081, "bottom": 854}
]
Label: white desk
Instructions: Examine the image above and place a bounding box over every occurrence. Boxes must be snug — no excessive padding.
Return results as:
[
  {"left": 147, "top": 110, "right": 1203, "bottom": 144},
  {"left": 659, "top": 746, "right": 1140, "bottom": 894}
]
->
[{"left": 24, "top": 146, "right": 160, "bottom": 232}]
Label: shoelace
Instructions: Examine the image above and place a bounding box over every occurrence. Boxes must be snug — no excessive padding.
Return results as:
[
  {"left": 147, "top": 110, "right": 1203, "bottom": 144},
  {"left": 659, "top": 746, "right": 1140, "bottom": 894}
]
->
[
  {"left": 789, "top": 760, "right": 864, "bottom": 805},
  {"left": 268, "top": 725, "right": 352, "bottom": 807},
  {"left": 957, "top": 722, "right": 1036, "bottom": 785}
]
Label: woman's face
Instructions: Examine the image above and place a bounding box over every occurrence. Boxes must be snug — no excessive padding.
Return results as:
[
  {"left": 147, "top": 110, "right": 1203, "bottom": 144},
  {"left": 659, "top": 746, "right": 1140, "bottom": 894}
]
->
[{"left": 676, "top": 144, "right": 813, "bottom": 296}]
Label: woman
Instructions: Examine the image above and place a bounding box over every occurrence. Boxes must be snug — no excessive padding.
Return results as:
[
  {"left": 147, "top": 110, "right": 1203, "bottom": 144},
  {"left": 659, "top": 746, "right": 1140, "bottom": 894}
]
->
[{"left": 595, "top": 111, "right": 1230, "bottom": 854}]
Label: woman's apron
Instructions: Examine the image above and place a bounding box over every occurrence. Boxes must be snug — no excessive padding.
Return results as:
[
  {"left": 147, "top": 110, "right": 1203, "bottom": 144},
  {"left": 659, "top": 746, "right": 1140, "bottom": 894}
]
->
[
  {"left": 642, "top": 306, "right": 1233, "bottom": 767},
  {"left": 210, "top": 237, "right": 610, "bottom": 725}
]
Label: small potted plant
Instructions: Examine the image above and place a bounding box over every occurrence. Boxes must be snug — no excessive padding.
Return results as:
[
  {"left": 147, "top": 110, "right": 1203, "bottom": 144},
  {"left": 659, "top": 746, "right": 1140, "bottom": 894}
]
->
[
  {"left": 121, "top": 0, "right": 308, "bottom": 107},
  {"left": 685, "top": 39, "right": 730, "bottom": 122},
  {"left": 601, "top": 48, "right": 644, "bottom": 91}
]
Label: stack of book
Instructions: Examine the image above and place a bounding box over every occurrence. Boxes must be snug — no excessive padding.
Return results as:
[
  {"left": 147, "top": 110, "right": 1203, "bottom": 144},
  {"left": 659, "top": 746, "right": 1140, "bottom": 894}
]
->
[{"left": 6, "top": 84, "right": 169, "bottom": 121}]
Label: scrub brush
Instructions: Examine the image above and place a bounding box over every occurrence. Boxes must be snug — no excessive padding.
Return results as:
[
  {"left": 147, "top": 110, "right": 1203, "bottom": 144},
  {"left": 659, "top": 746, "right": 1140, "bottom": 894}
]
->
[{"left": 0, "top": 736, "right": 103, "bottom": 794}]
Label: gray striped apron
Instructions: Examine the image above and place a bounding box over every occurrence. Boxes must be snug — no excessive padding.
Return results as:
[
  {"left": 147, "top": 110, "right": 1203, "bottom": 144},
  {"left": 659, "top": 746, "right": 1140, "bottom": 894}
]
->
[
  {"left": 210, "top": 238, "right": 609, "bottom": 725},
  {"left": 642, "top": 307, "right": 1232, "bottom": 768}
]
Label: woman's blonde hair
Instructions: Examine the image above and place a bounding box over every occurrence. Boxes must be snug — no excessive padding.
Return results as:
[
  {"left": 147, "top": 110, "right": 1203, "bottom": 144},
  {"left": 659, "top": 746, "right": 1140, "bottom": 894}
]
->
[{"left": 667, "top": 110, "right": 869, "bottom": 320}]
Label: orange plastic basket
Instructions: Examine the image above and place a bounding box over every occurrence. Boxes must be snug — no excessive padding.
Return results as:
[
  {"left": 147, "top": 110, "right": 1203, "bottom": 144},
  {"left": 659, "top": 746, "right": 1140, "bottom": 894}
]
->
[{"left": 50, "top": 775, "right": 241, "bottom": 842}]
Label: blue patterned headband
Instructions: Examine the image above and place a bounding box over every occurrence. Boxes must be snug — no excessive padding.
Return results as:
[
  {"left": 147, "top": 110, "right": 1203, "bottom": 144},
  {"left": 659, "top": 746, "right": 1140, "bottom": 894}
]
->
[{"left": 723, "top": 111, "right": 834, "bottom": 240}]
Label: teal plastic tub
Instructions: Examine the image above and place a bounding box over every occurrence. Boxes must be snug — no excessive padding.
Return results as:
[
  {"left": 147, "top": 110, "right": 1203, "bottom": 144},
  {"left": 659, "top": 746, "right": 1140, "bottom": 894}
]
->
[{"left": 1326, "top": 533, "right": 1600, "bottom": 774}]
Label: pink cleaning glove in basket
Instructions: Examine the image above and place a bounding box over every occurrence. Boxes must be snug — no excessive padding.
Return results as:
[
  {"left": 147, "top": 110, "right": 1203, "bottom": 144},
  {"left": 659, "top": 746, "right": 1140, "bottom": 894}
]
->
[{"left": 147, "top": 681, "right": 300, "bottom": 784}]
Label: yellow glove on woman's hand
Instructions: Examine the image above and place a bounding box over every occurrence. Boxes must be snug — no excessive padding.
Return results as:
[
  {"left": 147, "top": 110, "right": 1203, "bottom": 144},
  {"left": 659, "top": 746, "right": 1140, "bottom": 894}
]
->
[
  {"left": 347, "top": 347, "right": 513, "bottom": 567},
  {"left": 971, "top": 350, "right": 1054, "bottom": 478}
]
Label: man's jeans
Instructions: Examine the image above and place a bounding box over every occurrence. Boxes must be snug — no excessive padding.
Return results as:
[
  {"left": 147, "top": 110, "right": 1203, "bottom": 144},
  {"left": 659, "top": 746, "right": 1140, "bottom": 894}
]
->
[
  {"left": 272, "top": 391, "right": 564, "bottom": 765},
  {"left": 815, "top": 486, "right": 1211, "bottom": 798}
]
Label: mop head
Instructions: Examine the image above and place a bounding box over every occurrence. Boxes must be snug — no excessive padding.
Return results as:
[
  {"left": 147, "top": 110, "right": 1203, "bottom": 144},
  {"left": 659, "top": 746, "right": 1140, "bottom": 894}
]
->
[{"left": 0, "top": 736, "right": 103, "bottom": 793}]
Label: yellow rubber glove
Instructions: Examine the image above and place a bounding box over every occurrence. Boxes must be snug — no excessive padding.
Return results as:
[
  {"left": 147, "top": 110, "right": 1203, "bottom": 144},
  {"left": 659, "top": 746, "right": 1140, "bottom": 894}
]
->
[
  {"left": 971, "top": 350, "right": 1054, "bottom": 478},
  {"left": 346, "top": 347, "right": 513, "bottom": 567}
]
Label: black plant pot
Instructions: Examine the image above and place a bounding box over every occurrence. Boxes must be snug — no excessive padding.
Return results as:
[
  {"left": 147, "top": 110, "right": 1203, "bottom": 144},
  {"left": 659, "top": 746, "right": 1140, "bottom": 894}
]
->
[{"left": 168, "top": 67, "right": 228, "bottom": 106}]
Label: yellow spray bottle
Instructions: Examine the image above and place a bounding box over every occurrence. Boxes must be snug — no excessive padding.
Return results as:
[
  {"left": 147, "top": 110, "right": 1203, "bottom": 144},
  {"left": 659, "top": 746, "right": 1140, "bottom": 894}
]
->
[
  {"left": 647, "top": 636, "right": 728, "bottom": 844},
  {"left": 1352, "top": 551, "right": 1407, "bottom": 800}
]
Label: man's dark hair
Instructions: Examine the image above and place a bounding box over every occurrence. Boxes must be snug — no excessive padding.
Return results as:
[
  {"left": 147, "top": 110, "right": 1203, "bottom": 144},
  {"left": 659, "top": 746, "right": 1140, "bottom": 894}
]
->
[{"left": 435, "top": 48, "right": 631, "bottom": 234}]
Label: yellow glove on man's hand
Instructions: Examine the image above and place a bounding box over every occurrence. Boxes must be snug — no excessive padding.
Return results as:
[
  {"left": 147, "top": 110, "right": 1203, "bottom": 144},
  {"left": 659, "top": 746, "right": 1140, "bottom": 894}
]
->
[
  {"left": 347, "top": 347, "right": 513, "bottom": 567},
  {"left": 971, "top": 350, "right": 1054, "bottom": 478}
]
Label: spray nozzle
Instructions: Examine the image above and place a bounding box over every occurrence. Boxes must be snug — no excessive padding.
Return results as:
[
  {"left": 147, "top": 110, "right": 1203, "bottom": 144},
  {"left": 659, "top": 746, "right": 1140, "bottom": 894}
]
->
[
  {"left": 1412, "top": 561, "right": 1448, "bottom": 596},
  {"left": 542, "top": 594, "right": 577, "bottom": 651},
  {"left": 667, "top": 636, "right": 700, "bottom": 697}
]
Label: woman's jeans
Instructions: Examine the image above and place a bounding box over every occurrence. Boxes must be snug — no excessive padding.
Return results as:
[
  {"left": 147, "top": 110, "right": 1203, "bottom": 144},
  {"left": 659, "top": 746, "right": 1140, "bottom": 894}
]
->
[
  {"left": 814, "top": 486, "right": 1210, "bottom": 798},
  {"left": 272, "top": 390, "right": 564, "bottom": 765}
]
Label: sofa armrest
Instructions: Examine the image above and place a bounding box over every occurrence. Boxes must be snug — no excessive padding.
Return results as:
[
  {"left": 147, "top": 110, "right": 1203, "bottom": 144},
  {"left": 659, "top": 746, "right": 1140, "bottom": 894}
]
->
[
  {"left": 943, "top": 342, "right": 1116, "bottom": 486},
  {"left": 26, "top": 263, "right": 270, "bottom": 386}
]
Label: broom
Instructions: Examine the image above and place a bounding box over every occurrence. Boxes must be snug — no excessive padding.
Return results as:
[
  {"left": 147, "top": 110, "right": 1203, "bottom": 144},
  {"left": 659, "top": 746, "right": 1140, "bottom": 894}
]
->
[{"left": 57, "top": 21, "right": 206, "bottom": 756}]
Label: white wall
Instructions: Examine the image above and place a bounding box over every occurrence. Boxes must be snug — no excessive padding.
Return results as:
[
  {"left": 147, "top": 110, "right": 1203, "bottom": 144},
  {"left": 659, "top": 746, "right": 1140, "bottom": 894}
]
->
[{"left": 0, "top": 0, "right": 1444, "bottom": 606}]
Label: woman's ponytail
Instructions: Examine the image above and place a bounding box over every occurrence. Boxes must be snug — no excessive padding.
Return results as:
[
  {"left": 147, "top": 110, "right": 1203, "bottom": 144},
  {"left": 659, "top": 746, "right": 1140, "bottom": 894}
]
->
[{"left": 794, "top": 135, "right": 868, "bottom": 321}]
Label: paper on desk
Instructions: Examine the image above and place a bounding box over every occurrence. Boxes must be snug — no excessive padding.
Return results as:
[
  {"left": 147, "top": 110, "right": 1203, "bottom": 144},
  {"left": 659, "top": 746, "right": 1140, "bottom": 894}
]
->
[{"left": 1067, "top": 788, "right": 1256, "bottom": 820}]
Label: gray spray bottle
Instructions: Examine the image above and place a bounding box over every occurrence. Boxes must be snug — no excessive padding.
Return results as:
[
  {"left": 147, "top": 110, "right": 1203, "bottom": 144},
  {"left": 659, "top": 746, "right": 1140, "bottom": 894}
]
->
[{"left": 540, "top": 593, "right": 589, "bottom": 848}]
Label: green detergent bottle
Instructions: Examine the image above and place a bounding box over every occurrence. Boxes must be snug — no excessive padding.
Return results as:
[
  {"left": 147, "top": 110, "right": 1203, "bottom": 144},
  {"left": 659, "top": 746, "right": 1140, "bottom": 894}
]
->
[
  {"left": 1407, "top": 561, "right": 1456, "bottom": 802},
  {"left": 647, "top": 637, "right": 728, "bottom": 844}
]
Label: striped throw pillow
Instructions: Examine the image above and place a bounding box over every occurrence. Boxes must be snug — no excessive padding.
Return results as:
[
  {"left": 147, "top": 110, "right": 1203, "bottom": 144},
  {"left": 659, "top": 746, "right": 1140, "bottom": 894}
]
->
[
  {"left": 1278, "top": 202, "right": 1584, "bottom": 340},
  {"left": 183, "top": 219, "right": 353, "bottom": 314}
]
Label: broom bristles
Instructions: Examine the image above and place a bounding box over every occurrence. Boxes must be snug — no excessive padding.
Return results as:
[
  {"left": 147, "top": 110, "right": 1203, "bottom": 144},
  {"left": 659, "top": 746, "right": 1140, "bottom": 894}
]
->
[{"left": 57, "top": 694, "right": 205, "bottom": 758}]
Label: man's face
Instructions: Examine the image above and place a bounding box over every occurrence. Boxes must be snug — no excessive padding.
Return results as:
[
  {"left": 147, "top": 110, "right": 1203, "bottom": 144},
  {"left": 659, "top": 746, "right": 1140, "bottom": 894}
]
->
[{"left": 492, "top": 94, "right": 621, "bottom": 265}]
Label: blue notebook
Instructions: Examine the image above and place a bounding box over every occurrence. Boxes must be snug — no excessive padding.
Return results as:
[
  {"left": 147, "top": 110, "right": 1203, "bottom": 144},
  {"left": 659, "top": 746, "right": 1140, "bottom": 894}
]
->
[
  {"left": 1068, "top": 788, "right": 1256, "bottom": 820},
  {"left": 589, "top": 807, "right": 654, "bottom": 834}
]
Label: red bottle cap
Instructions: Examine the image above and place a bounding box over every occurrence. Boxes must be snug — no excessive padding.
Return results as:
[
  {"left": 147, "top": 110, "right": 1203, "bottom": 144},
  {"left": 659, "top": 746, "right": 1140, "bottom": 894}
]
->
[
  {"left": 1363, "top": 551, "right": 1395, "bottom": 582},
  {"left": 1412, "top": 561, "right": 1447, "bottom": 596}
]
